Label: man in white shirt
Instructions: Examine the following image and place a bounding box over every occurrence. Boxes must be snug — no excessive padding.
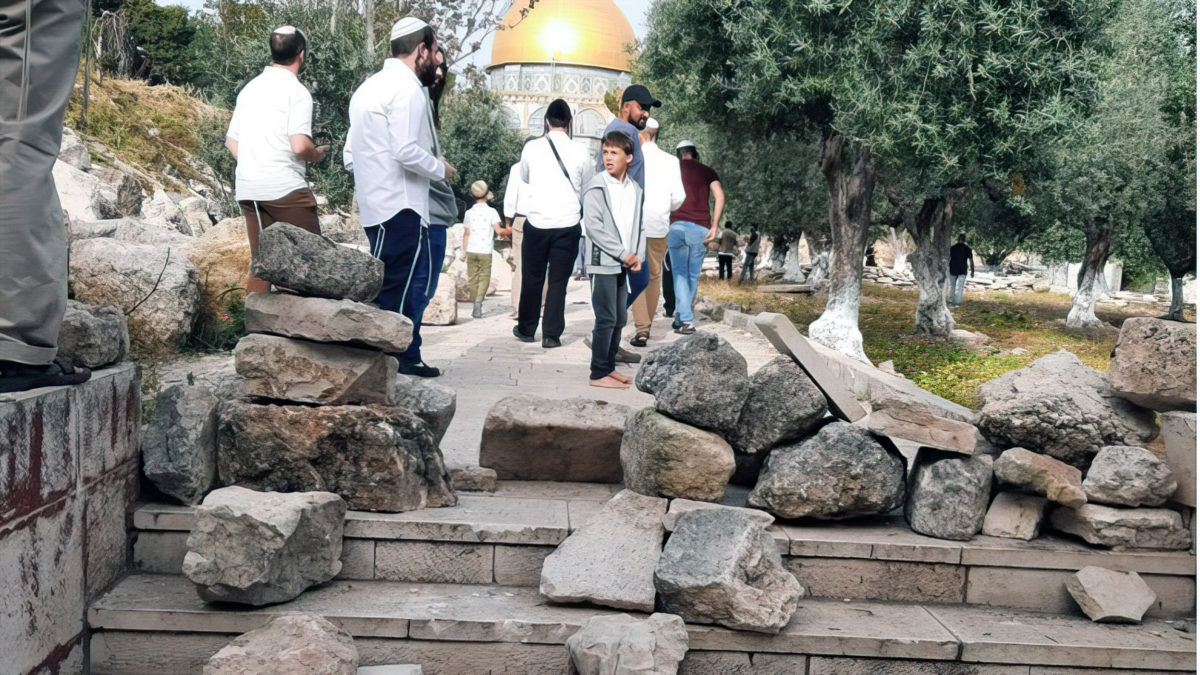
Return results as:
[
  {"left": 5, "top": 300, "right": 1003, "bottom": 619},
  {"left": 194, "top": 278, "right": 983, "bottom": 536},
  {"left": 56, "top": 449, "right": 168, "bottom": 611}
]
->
[
  {"left": 225, "top": 26, "right": 326, "bottom": 294},
  {"left": 513, "top": 99, "right": 591, "bottom": 349},
  {"left": 629, "top": 118, "right": 686, "bottom": 347},
  {"left": 345, "top": 17, "right": 456, "bottom": 378}
]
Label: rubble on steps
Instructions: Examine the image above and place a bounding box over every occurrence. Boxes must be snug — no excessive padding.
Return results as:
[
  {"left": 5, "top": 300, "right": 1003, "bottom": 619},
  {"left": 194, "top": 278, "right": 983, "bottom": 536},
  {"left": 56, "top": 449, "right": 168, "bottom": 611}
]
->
[
  {"left": 203, "top": 614, "right": 358, "bottom": 674},
  {"left": 1065, "top": 566, "right": 1158, "bottom": 624},
  {"left": 565, "top": 613, "right": 688, "bottom": 675},
  {"left": 142, "top": 382, "right": 220, "bottom": 505},
  {"left": 620, "top": 408, "right": 735, "bottom": 502}
]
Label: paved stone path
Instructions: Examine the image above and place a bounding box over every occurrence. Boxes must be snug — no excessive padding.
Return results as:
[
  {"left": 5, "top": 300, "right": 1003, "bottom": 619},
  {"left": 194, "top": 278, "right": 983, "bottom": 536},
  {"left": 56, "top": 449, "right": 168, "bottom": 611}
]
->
[{"left": 421, "top": 279, "right": 779, "bottom": 468}]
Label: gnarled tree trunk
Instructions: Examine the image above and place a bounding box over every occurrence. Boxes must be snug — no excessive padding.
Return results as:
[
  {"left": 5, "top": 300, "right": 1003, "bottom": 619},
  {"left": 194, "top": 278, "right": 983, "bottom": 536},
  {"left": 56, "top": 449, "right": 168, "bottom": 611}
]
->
[
  {"left": 808, "top": 134, "right": 876, "bottom": 364},
  {"left": 908, "top": 195, "right": 958, "bottom": 336},
  {"left": 1066, "top": 219, "right": 1111, "bottom": 327},
  {"left": 1168, "top": 275, "right": 1185, "bottom": 320}
]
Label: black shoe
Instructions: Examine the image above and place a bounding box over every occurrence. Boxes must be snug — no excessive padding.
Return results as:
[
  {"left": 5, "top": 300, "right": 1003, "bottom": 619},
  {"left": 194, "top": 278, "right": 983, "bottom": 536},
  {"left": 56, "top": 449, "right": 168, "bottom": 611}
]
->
[
  {"left": 542, "top": 337, "right": 562, "bottom": 349},
  {"left": 399, "top": 361, "right": 441, "bottom": 378},
  {"left": 672, "top": 318, "right": 683, "bottom": 330},
  {"left": 0, "top": 356, "right": 92, "bottom": 394},
  {"left": 675, "top": 323, "right": 696, "bottom": 335},
  {"left": 614, "top": 345, "right": 642, "bottom": 363},
  {"left": 629, "top": 331, "right": 649, "bottom": 348},
  {"left": 513, "top": 326, "right": 535, "bottom": 343}
]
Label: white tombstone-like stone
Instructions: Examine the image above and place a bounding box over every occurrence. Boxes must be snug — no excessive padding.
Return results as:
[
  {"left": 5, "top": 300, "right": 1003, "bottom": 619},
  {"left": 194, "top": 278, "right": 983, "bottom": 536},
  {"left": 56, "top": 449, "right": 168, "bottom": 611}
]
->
[
  {"left": 982, "top": 492, "right": 1048, "bottom": 541},
  {"left": 1065, "top": 566, "right": 1157, "bottom": 623}
]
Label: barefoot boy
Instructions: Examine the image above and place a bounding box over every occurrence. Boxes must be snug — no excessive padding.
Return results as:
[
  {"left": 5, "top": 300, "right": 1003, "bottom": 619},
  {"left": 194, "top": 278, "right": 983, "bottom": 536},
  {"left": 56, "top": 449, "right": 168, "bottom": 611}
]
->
[{"left": 583, "top": 131, "right": 645, "bottom": 389}]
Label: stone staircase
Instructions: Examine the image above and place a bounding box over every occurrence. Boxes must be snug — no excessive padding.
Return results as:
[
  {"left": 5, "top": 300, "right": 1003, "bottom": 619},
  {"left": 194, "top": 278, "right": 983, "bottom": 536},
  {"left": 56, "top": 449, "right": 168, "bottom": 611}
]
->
[{"left": 90, "top": 481, "right": 1197, "bottom": 673}]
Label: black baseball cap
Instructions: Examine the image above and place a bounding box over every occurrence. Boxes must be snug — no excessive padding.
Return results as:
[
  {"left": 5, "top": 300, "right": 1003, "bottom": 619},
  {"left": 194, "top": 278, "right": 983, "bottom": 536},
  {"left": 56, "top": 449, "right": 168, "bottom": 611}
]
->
[{"left": 621, "top": 84, "right": 661, "bottom": 109}]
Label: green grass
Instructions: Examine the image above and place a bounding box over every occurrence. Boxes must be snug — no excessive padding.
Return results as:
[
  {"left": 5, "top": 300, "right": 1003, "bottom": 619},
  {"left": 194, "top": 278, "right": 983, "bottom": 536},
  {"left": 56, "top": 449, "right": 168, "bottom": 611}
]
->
[{"left": 698, "top": 279, "right": 1184, "bottom": 409}]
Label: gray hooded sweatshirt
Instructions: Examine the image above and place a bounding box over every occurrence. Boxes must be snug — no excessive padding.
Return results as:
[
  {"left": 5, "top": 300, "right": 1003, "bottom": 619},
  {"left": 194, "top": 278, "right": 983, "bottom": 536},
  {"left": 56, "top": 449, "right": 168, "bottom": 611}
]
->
[{"left": 582, "top": 173, "right": 646, "bottom": 276}]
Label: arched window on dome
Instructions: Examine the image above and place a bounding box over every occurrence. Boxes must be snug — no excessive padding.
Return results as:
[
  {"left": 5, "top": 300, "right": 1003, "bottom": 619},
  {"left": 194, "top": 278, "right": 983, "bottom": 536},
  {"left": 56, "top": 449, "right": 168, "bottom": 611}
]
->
[
  {"left": 527, "top": 106, "right": 547, "bottom": 133},
  {"left": 574, "top": 109, "right": 606, "bottom": 139}
]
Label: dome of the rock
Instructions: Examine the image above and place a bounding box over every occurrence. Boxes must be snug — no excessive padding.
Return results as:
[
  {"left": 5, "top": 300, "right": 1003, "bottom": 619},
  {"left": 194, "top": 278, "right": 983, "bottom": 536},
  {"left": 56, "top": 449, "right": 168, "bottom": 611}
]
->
[{"left": 490, "top": 0, "right": 636, "bottom": 73}]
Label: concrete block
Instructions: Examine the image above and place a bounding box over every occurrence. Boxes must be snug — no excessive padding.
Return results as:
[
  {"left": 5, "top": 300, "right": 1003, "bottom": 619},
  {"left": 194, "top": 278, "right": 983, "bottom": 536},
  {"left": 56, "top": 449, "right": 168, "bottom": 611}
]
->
[
  {"left": 678, "top": 651, "right": 753, "bottom": 674},
  {"left": 784, "top": 557, "right": 966, "bottom": 603},
  {"left": 0, "top": 383, "right": 75, "bottom": 524},
  {"left": 750, "top": 653, "right": 812, "bottom": 674},
  {"left": 809, "top": 657, "right": 1026, "bottom": 674},
  {"left": 89, "top": 631, "right": 240, "bottom": 675},
  {"left": 342, "top": 495, "right": 569, "bottom": 545},
  {"left": 1161, "top": 411, "right": 1196, "bottom": 507},
  {"left": 339, "top": 538, "right": 376, "bottom": 580},
  {"left": 965, "top": 566, "right": 1194, "bottom": 618},
  {"left": 132, "top": 531, "right": 189, "bottom": 574},
  {"left": 85, "top": 463, "right": 138, "bottom": 597},
  {"left": 356, "top": 638, "right": 568, "bottom": 674},
  {"left": 494, "top": 545, "right": 552, "bottom": 586},
  {"left": 77, "top": 366, "right": 140, "bottom": 481},
  {"left": 374, "top": 541, "right": 494, "bottom": 584}
]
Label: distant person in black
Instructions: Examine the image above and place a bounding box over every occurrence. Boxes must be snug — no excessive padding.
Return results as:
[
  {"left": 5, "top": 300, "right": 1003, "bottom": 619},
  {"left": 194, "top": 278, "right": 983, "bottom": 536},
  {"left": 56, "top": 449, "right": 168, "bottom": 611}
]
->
[
  {"left": 739, "top": 223, "right": 760, "bottom": 284},
  {"left": 949, "top": 234, "right": 974, "bottom": 307}
]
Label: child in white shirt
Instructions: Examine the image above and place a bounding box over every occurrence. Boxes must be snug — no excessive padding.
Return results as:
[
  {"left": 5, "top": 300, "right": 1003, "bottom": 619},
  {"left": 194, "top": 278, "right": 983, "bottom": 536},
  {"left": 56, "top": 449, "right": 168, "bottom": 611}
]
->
[{"left": 462, "top": 180, "right": 503, "bottom": 318}]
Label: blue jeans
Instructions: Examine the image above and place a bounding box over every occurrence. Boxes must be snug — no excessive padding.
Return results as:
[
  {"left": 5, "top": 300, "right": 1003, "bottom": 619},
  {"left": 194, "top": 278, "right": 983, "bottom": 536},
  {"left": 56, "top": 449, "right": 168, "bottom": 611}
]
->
[
  {"left": 950, "top": 273, "right": 967, "bottom": 306},
  {"left": 425, "top": 225, "right": 448, "bottom": 302},
  {"left": 667, "top": 221, "right": 708, "bottom": 324},
  {"left": 365, "top": 210, "right": 432, "bottom": 368}
]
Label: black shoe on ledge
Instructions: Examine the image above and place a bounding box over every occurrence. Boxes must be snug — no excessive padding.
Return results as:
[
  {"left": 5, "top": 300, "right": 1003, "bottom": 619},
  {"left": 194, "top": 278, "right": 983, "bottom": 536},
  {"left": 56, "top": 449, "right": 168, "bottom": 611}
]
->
[
  {"left": 399, "top": 361, "right": 441, "bottom": 378},
  {"left": 513, "top": 326, "right": 536, "bottom": 343},
  {"left": 0, "top": 356, "right": 92, "bottom": 394}
]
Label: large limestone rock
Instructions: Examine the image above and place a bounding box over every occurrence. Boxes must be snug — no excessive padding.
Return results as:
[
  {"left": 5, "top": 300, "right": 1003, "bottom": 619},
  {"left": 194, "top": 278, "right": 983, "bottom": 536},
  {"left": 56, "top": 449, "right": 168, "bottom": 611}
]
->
[
  {"left": 141, "top": 188, "right": 189, "bottom": 233},
  {"left": 217, "top": 400, "right": 456, "bottom": 513},
  {"left": 424, "top": 273, "right": 458, "bottom": 325},
  {"left": 1107, "top": 318, "right": 1196, "bottom": 411},
  {"left": 749, "top": 421, "right": 906, "bottom": 520},
  {"left": 182, "top": 486, "right": 346, "bottom": 605},
  {"left": 905, "top": 450, "right": 993, "bottom": 541},
  {"left": 1065, "top": 566, "right": 1157, "bottom": 624},
  {"left": 69, "top": 237, "right": 200, "bottom": 347},
  {"left": 395, "top": 374, "right": 456, "bottom": 445},
  {"left": 244, "top": 292, "right": 414, "bottom": 352},
  {"left": 654, "top": 508, "right": 804, "bottom": 633},
  {"left": 662, "top": 500, "right": 774, "bottom": 532},
  {"left": 982, "top": 492, "right": 1047, "bottom": 541},
  {"left": 728, "top": 356, "right": 828, "bottom": 454},
  {"left": 58, "top": 128, "right": 91, "bottom": 169},
  {"left": 52, "top": 160, "right": 121, "bottom": 221},
  {"left": 480, "top": 396, "right": 631, "bottom": 483},
  {"left": 1161, "top": 412, "right": 1197, "bottom": 507},
  {"left": 142, "top": 383, "right": 220, "bottom": 505},
  {"left": 1050, "top": 504, "right": 1191, "bottom": 550},
  {"left": 204, "top": 614, "right": 358, "bottom": 674},
  {"left": 566, "top": 613, "right": 688, "bottom": 675},
  {"left": 635, "top": 333, "right": 751, "bottom": 434},
  {"left": 90, "top": 165, "right": 144, "bottom": 216},
  {"left": 976, "top": 351, "right": 1157, "bottom": 466},
  {"left": 621, "top": 408, "right": 735, "bottom": 502},
  {"left": 855, "top": 402, "right": 992, "bottom": 456},
  {"left": 540, "top": 490, "right": 667, "bottom": 612},
  {"left": 252, "top": 223, "right": 384, "bottom": 302},
  {"left": 234, "top": 334, "right": 398, "bottom": 406},
  {"left": 993, "top": 448, "right": 1087, "bottom": 508},
  {"left": 178, "top": 196, "right": 213, "bottom": 236},
  {"left": 1082, "top": 446, "right": 1177, "bottom": 508},
  {"left": 57, "top": 300, "right": 128, "bottom": 368}
]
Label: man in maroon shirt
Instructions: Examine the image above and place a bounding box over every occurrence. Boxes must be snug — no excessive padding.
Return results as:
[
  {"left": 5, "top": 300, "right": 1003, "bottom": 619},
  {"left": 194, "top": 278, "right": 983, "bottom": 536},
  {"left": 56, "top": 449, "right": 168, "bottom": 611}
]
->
[{"left": 666, "top": 141, "right": 725, "bottom": 333}]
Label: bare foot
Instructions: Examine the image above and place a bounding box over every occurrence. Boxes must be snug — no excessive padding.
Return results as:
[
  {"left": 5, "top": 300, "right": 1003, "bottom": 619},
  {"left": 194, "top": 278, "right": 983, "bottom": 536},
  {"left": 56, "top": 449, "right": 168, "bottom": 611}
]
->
[
  {"left": 589, "top": 374, "right": 630, "bottom": 389},
  {"left": 610, "top": 372, "right": 632, "bottom": 384}
]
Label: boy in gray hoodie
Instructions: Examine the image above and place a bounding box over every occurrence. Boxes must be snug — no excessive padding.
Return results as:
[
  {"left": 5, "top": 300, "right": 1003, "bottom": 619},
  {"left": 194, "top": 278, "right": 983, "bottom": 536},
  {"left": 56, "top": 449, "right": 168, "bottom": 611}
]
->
[{"left": 583, "top": 131, "right": 646, "bottom": 389}]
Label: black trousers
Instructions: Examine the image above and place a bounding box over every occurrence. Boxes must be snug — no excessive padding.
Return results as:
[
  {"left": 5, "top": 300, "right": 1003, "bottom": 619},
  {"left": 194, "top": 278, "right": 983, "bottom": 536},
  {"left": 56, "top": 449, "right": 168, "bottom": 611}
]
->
[
  {"left": 589, "top": 271, "right": 627, "bottom": 380},
  {"left": 662, "top": 252, "right": 676, "bottom": 317},
  {"left": 718, "top": 254, "right": 734, "bottom": 279},
  {"left": 739, "top": 253, "right": 758, "bottom": 284},
  {"left": 518, "top": 223, "right": 580, "bottom": 340}
]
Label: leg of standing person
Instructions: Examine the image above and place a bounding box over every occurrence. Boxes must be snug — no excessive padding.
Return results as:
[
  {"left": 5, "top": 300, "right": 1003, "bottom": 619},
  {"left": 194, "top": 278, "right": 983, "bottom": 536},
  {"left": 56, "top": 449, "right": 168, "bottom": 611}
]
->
[
  {"left": 681, "top": 224, "right": 708, "bottom": 325},
  {"left": 668, "top": 222, "right": 696, "bottom": 326},
  {"left": 748, "top": 253, "right": 757, "bottom": 281},
  {"left": 425, "top": 225, "right": 448, "bottom": 301},
  {"left": 517, "top": 223, "right": 551, "bottom": 339},
  {"left": 540, "top": 225, "right": 580, "bottom": 342},
  {"left": 398, "top": 225, "right": 433, "bottom": 369},
  {"left": 510, "top": 216, "right": 525, "bottom": 317},
  {"left": 952, "top": 273, "right": 967, "bottom": 306},
  {"left": 739, "top": 252, "right": 756, "bottom": 284},
  {"left": 608, "top": 271, "right": 628, "bottom": 371},
  {"left": 589, "top": 274, "right": 618, "bottom": 381},
  {"left": 630, "top": 236, "right": 667, "bottom": 340},
  {"left": 662, "top": 250, "right": 676, "bottom": 320},
  {"left": 365, "top": 210, "right": 425, "bottom": 367}
]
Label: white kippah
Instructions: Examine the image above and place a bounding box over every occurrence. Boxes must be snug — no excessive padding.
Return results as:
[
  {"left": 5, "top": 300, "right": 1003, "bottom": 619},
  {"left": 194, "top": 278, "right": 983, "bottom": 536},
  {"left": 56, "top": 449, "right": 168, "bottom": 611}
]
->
[
  {"left": 646, "top": 118, "right": 660, "bottom": 131},
  {"left": 390, "top": 17, "right": 428, "bottom": 42},
  {"left": 273, "top": 25, "right": 298, "bottom": 35}
]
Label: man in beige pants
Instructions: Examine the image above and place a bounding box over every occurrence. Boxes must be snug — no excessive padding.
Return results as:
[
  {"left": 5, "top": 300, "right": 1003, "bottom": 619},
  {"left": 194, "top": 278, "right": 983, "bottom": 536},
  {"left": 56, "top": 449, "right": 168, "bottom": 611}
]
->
[{"left": 629, "top": 118, "right": 685, "bottom": 346}]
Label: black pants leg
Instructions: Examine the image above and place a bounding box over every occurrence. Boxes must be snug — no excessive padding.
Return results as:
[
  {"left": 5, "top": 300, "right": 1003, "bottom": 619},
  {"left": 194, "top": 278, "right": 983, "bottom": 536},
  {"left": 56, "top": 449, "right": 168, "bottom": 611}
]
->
[
  {"left": 517, "top": 224, "right": 551, "bottom": 337},
  {"left": 519, "top": 223, "right": 580, "bottom": 340},
  {"left": 589, "top": 271, "right": 627, "bottom": 380},
  {"left": 662, "top": 254, "right": 676, "bottom": 317}
]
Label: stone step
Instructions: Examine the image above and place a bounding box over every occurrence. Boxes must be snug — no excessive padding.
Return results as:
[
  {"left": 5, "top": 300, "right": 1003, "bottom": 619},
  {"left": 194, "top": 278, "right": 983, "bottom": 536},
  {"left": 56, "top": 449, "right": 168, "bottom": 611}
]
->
[
  {"left": 88, "top": 574, "right": 1196, "bottom": 674},
  {"left": 131, "top": 483, "right": 1197, "bottom": 619}
]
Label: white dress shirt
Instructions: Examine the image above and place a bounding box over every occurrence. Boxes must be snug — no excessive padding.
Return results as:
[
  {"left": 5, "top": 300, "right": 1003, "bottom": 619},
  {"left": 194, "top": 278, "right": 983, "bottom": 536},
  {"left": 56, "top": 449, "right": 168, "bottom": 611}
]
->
[
  {"left": 226, "top": 67, "right": 313, "bottom": 202},
  {"left": 640, "top": 141, "right": 686, "bottom": 239},
  {"left": 604, "top": 172, "right": 639, "bottom": 253},
  {"left": 519, "top": 131, "right": 592, "bottom": 229},
  {"left": 503, "top": 162, "right": 528, "bottom": 218},
  {"left": 344, "top": 59, "right": 445, "bottom": 226}
]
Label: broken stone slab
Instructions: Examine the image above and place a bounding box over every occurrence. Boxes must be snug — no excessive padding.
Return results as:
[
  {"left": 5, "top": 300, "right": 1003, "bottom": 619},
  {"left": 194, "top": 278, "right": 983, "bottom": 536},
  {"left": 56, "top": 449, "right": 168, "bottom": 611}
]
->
[
  {"left": 1161, "top": 412, "right": 1197, "bottom": 507},
  {"left": 252, "top": 222, "right": 384, "bottom": 302},
  {"left": 904, "top": 449, "right": 993, "bottom": 541},
  {"left": 749, "top": 421, "right": 906, "bottom": 520},
  {"left": 1082, "top": 445, "right": 1177, "bottom": 508},
  {"left": 854, "top": 402, "right": 991, "bottom": 456},
  {"left": 728, "top": 355, "right": 828, "bottom": 454},
  {"left": 976, "top": 351, "right": 1158, "bottom": 466},
  {"left": 57, "top": 300, "right": 128, "bottom": 369},
  {"left": 539, "top": 490, "right": 667, "bottom": 612},
  {"left": 1065, "top": 566, "right": 1157, "bottom": 623},
  {"left": 566, "top": 613, "right": 688, "bottom": 675},
  {"left": 1106, "top": 317, "right": 1196, "bottom": 411},
  {"left": 141, "top": 383, "right": 220, "bottom": 505},
  {"left": 635, "top": 333, "right": 751, "bottom": 434},
  {"left": 981, "top": 492, "right": 1048, "bottom": 541},
  {"left": 621, "top": 408, "right": 735, "bottom": 502},
  {"left": 204, "top": 614, "right": 358, "bottom": 674},
  {"left": 182, "top": 486, "right": 346, "bottom": 606},
  {"left": 480, "top": 396, "right": 631, "bottom": 483},
  {"left": 243, "top": 291, "right": 414, "bottom": 353},
  {"left": 753, "top": 312, "right": 867, "bottom": 422},
  {"left": 395, "top": 374, "right": 456, "bottom": 445},
  {"left": 654, "top": 508, "right": 804, "bottom": 634},
  {"left": 450, "top": 466, "right": 497, "bottom": 492},
  {"left": 234, "top": 333, "right": 397, "bottom": 406},
  {"left": 423, "top": 273, "right": 457, "bottom": 326},
  {"left": 1050, "top": 504, "right": 1192, "bottom": 550},
  {"left": 992, "top": 447, "right": 1087, "bottom": 508},
  {"left": 662, "top": 499, "right": 774, "bottom": 532},
  {"left": 217, "top": 400, "right": 455, "bottom": 513}
]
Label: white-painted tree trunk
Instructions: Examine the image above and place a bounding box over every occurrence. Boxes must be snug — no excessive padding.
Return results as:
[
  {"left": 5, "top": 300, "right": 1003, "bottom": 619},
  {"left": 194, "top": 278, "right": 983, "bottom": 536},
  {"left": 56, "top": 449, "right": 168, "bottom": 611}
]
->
[
  {"left": 1066, "top": 221, "right": 1111, "bottom": 328},
  {"left": 909, "top": 195, "right": 957, "bottom": 336},
  {"left": 893, "top": 252, "right": 908, "bottom": 273},
  {"left": 783, "top": 239, "right": 805, "bottom": 282}
]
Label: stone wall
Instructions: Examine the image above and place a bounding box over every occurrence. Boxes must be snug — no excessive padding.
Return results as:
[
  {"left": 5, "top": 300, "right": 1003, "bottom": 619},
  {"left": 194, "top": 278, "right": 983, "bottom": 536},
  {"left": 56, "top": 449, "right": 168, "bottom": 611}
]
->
[{"left": 1, "top": 364, "right": 140, "bottom": 674}]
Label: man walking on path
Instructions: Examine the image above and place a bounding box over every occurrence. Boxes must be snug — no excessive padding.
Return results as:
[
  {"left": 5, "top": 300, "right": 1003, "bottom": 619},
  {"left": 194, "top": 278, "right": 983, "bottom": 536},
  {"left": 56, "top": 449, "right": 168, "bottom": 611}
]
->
[
  {"left": 226, "top": 26, "right": 326, "bottom": 295},
  {"left": 514, "top": 99, "right": 591, "bottom": 349},
  {"left": 462, "top": 181, "right": 503, "bottom": 318},
  {"left": 949, "top": 233, "right": 974, "bottom": 307},
  {"left": 717, "top": 222, "right": 739, "bottom": 280},
  {"left": 346, "top": 17, "right": 455, "bottom": 377},
  {"left": 0, "top": 0, "right": 92, "bottom": 393},
  {"left": 668, "top": 140, "right": 725, "bottom": 334},
  {"left": 629, "top": 118, "right": 685, "bottom": 347},
  {"left": 739, "top": 223, "right": 761, "bottom": 284}
]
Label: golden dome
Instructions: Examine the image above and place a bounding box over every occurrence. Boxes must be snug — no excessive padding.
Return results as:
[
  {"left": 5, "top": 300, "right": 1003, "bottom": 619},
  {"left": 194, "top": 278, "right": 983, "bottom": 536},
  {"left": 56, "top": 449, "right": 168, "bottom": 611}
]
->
[{"left": 490, "top": 0, "right": 636, "bottom": 73}]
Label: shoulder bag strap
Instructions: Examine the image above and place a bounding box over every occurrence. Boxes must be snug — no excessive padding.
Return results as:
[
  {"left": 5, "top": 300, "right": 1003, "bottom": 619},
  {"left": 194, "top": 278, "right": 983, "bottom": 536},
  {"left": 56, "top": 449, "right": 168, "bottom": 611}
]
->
[{"left": 546, "top": 136, "right": 577, "bottom": 196}]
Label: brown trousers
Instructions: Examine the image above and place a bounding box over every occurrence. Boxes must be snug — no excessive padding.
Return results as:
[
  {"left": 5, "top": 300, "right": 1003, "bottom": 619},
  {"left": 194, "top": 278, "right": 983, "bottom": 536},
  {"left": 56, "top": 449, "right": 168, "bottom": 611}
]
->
[
  {"left": 239, "top": 188, "right": 321, "bottom": 293},
  {"left": 631, "top": 236, "right": 669, "bottom": 333}
]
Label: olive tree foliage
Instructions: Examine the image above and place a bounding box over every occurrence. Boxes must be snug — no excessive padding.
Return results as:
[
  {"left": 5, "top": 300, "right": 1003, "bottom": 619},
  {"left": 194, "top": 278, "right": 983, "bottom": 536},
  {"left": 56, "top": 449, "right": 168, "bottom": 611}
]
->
[
  {"left": 438, "top": 87, "right": 524, "bottom": 206},
  {"left": 640, "top": 0, "right": 1113, "bottom": 360}
]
